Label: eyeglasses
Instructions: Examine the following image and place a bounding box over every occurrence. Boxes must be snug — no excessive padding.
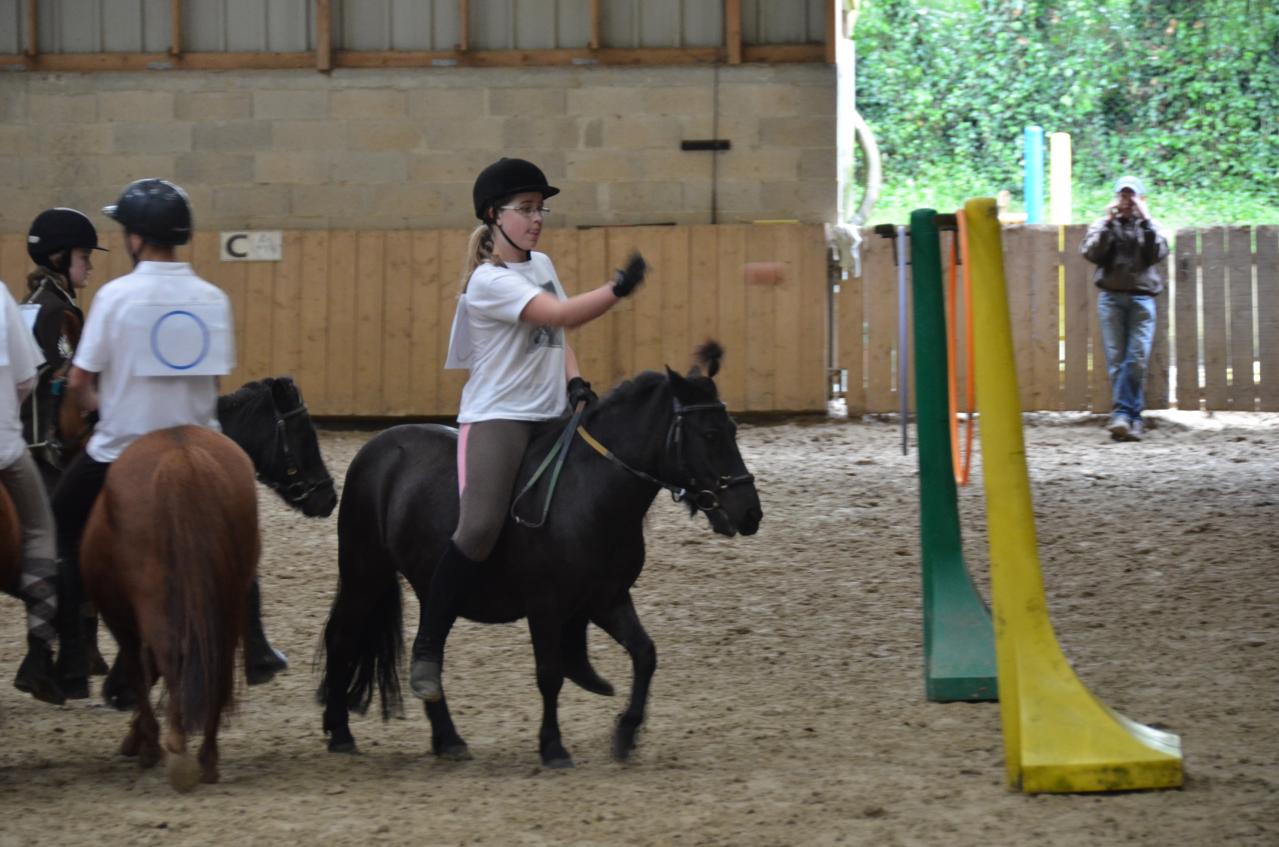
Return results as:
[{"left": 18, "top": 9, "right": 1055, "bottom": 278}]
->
[{"left": 499, "top": 205, "right": 552, "bottom": 220}]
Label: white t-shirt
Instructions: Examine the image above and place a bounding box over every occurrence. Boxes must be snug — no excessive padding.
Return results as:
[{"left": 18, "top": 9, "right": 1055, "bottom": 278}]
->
[
  {"left": 74, "top": 261, "right": 231, "bottom": 463},
  {"left": 0, "top": 286, "right": 44, "bottom": 468},
  {"left": 446, "top": 252, "right": 569, "bottom": 423}
]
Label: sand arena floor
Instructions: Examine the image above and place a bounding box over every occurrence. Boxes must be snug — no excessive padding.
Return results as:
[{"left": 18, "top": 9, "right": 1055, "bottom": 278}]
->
[{"left": 1, "top": 410, "right": 1276, "bottom": 846}]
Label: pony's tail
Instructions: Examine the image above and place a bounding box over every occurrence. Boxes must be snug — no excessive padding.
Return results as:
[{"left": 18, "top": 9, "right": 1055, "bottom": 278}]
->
[
  {"left": 316, "top": 529, "right": 404, "bottom": 722},
  {"left": 154, "top": 442, "right": 252, "bottom": 733}
]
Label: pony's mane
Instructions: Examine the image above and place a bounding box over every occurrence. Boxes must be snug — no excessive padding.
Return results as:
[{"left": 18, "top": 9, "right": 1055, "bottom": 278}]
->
[
  {"left": 597, "top": 370, "right": 667, "bottom": 408},
  {"left": 218, "top": 380, "right": 269, "bottom": 413},
  {"left": 594, "top": 367, "right": 720, "bottom": 416},
  {"left": 218, "top": 376, "right": 302, "bottom": 415}
]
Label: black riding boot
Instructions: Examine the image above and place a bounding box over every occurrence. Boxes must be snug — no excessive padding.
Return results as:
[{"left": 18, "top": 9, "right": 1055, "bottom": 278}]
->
[
  {"left": 245, "top": 578, "right": 289, "bottom": 685},
  {"left": 53, "top": 559, "right": 90, "bottom": 700},
  {"left": 409, "top": 542, "right": 480, "bottom": 702},
  {"left": 14, "top": 634, "right": 66, "bottom": 706}
]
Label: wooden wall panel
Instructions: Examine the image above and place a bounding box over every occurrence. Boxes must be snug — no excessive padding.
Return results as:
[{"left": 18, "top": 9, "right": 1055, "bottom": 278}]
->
[
  {"left": 1030, "top": 227, "right": 1060, "bottom": 411},
  {"left": 836, "top": 255, "right": 865, "bottom": 415},
  {"left": 1001, "top": 227, "right": 1034, "bottom": 410},
  {"left": 1226, "top": 226, "right": 1255, "bottom": 409},
  {"left": 1061, "top": 224, "right": 1091, "bottom": 409},
  {"left": 862, "top": 231, "right": 895, "bottom": 413},
  {"left": 714, "top": 226, "right": 748, "bottom": 411},
  {"left": 1173, "top": 229, "right": 1199, "bottom": 411},
  {"left": 1200, "top": 227, "right": 1229, "bottom": 410},
  {"left": 408, "top": 230, "right": 441, "bottom": 415},
  {"left": 1256, "top": 227, "right": 1279, "bottom": 412}
]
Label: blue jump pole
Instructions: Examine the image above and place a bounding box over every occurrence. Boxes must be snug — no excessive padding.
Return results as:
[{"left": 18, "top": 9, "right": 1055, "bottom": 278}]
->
[{"left": 1023, "top": 126, "right": 1045, "bottom": 224}]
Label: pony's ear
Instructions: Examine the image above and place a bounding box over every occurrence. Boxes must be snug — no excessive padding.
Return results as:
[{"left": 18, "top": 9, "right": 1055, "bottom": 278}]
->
[{"left": 666, "top": 366, "right": 714, "bottom": 405}]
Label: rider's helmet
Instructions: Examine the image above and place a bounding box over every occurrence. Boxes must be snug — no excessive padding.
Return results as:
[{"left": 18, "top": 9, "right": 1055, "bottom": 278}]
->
[
  {"left": 102, "top": 178, "right": 193, "bottom": 246},
  {"left": 472, "top": 158, "right": 559, "bottom": 222},
  {"left": 27, "top": 208, "right": 106, "bottom": 270}
]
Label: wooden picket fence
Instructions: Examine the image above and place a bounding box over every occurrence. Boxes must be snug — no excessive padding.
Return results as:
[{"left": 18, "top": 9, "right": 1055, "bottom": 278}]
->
[
  {"left": 0, "top": 223, "right": 830, "bottom": 417},
  {"left": 2, "top": 222, "right": 1273, "bottom": 417},
  {"left": 835, "top": 224, "right": 1279, "bottom": 414}
]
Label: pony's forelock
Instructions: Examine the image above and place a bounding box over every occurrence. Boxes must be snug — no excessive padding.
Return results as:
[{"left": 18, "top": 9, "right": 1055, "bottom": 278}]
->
[{"left": 694, "top": 341, "right": 724, "bottom": 379}]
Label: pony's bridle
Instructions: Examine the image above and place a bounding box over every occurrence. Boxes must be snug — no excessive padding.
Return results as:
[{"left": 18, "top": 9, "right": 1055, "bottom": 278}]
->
[
  {"left": 511, "top": 394, "right": 754, "bottom": 529},
  {"left": 260, "top": 399, "right": 334, "bottom": 505},
  {"left": 578, "top": 397, "right": 755, "bottom": 515}
]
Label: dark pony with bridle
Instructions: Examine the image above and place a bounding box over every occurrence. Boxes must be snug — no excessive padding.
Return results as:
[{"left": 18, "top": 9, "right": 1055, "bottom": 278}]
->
[
  {"left": 83, "top": 376, "right": 336, "bottom": 705},
  {"left": 319, "top": 342, "right": 762, "bottom": 768},
  {"left": 80, "top": 425, "right": 258, "bottom": 791},
  {"left": 217, "top": 377, "right": 338, "bottom": 521}
]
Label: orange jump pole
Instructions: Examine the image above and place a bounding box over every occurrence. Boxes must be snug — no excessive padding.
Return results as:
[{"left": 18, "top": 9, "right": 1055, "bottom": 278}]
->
[{"left": 965, "top": 197, "right": 1183, "bottom": 793}]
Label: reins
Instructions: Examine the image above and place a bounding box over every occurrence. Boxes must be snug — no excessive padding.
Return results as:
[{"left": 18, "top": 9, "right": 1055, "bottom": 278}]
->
[{"left": 510, "top": 395, "right": 755, "bottom": 528}]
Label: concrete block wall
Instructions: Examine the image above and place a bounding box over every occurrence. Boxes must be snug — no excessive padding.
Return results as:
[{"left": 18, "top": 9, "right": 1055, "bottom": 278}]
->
[{"left": 0, "top": 64, "right": 835, "bottom": 233}]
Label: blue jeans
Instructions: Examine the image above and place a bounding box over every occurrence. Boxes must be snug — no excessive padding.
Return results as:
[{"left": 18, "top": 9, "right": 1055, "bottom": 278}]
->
[{"left": 1097, "top": 291, "right": 1156, "bottom": 420}]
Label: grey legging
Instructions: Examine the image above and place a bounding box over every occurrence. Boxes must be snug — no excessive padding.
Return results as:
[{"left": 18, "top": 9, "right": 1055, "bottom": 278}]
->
[
  {"left": 0, "top": 450, "right": 58, "bottom": 646},
  {"left": 454, "top": 419, "right": 538, "bottom": 561}
]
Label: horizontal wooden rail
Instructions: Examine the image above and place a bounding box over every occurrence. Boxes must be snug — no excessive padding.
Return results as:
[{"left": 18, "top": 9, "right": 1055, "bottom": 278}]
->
[{"left": 0, "top": 45, "right": 823, "bottom": 73}]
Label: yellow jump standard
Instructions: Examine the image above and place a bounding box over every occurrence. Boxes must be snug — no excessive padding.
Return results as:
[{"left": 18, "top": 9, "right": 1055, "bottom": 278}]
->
[{"left": 965, "top": 197, "right": 1183, "bottom": 793}]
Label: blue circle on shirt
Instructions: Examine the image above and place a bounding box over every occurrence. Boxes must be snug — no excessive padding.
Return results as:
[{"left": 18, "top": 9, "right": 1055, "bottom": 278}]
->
[{"left": 149, "top": 310, "right": 210, "bottom": 370}]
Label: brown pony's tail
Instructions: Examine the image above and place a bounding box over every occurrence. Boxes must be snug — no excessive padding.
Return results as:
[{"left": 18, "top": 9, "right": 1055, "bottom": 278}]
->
[{"left": 153, "top": 438, "right": 252, "bottom": 733}]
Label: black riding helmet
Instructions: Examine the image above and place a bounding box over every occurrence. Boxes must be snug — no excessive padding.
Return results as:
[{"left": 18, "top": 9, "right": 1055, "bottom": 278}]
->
[
  {"left": 472, "top": 158, "right": 559, "bottom": 221},
  {"left": 103, "top": 178, "right": 193, "bottom": 246},
  {"left": 27, "top": 208, "right": 107, "bottom": 269}
]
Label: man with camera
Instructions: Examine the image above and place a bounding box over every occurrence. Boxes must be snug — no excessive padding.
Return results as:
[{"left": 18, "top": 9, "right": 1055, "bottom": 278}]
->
[{"left": 1081, "top": 176, "right": 1169, "bottom": 441}]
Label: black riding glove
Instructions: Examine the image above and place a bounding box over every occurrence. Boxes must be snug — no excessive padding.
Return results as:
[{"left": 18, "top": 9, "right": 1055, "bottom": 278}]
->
[
  {"left": 611, "top": 251, "right": 647, "bottom": 298},
  {"left": 567, "top": 377, "right": 597, "bottom": 410}
]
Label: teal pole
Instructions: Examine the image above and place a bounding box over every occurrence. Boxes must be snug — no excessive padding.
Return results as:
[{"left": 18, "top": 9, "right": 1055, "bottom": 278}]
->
[
  {"left": 1023, "top": 126, "right": 1045, "bottom": 224},
  {"left": 910, "top": 208, "right": 998, "bottom": 702}
]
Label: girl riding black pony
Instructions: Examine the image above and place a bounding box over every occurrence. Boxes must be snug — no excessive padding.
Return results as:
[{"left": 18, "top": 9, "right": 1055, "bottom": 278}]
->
[{"left": 320, "top": 342, "right": 762, "bottom": 767}]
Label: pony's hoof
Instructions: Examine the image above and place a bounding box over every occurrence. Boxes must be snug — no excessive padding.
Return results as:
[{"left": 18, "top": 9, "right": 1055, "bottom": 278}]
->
[
  {"left": 611, "top": 738, "right": 635, "bottom": 762},
  {"left": 542, "top": 755, "right": 575, "bottom": 770},
  {"left": 327, "top": 738, "right": 358, "bottom": 754},
  {"left": 566, "top": 668, "right": 615, "bottom": 697},
  {"left": 200, "top": 765, "right": 220, "bottom": 785},
  {"left": 103, "top": 675, "right": 137, "bottom": 711},
  {"left": 166, "top": 753, "right": 201, "bottom": 793},
  {"left": 58, "top": 676, "right": 90, "bottom": 701},
  {"left": 612, "top": 721, "right": 640, "bottom": 761},
  {"left": 433, "top": 741, "right": 472, "bottom": 762}
]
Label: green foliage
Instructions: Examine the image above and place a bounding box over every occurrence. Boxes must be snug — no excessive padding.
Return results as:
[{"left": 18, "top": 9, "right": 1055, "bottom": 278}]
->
[{"left": 853, "top": 0, "right": 1279, "bottom": 222}]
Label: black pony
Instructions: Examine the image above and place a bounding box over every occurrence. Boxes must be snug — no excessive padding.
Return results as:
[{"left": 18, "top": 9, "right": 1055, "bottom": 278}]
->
[
  {"left": 216, "top": 376, "right": 338, "bottom": 681},
  {"left": 319, "top": 343, "right": 762, "bottom": 768},
  {"left": 97, "top": 376, "right": 337, "bottom": 705}
]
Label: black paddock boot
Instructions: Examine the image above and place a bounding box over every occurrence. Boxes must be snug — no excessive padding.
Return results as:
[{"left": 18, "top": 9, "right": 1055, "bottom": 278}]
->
[
  {"left": 410, "top": 542, "right": 480, "bottom": 702},
  {"left": 14, "top": 635, "right": 67, "bottom": 706},
  {"left": 245, "top": 579, "right": 288, "bottom": 685}
]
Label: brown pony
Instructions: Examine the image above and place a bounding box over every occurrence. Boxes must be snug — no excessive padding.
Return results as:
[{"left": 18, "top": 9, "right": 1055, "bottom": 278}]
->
[
  {"left": 80, "top": 426, "right": 259, "bottom": 791},
  {"left": 0, "top": 486, "right": 20, "bottom": 595}
]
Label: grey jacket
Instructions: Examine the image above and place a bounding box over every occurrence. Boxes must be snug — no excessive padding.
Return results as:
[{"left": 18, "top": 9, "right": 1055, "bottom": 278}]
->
[{"left": 1080, "top": 216, "right": 1169, "bottom": 295}]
